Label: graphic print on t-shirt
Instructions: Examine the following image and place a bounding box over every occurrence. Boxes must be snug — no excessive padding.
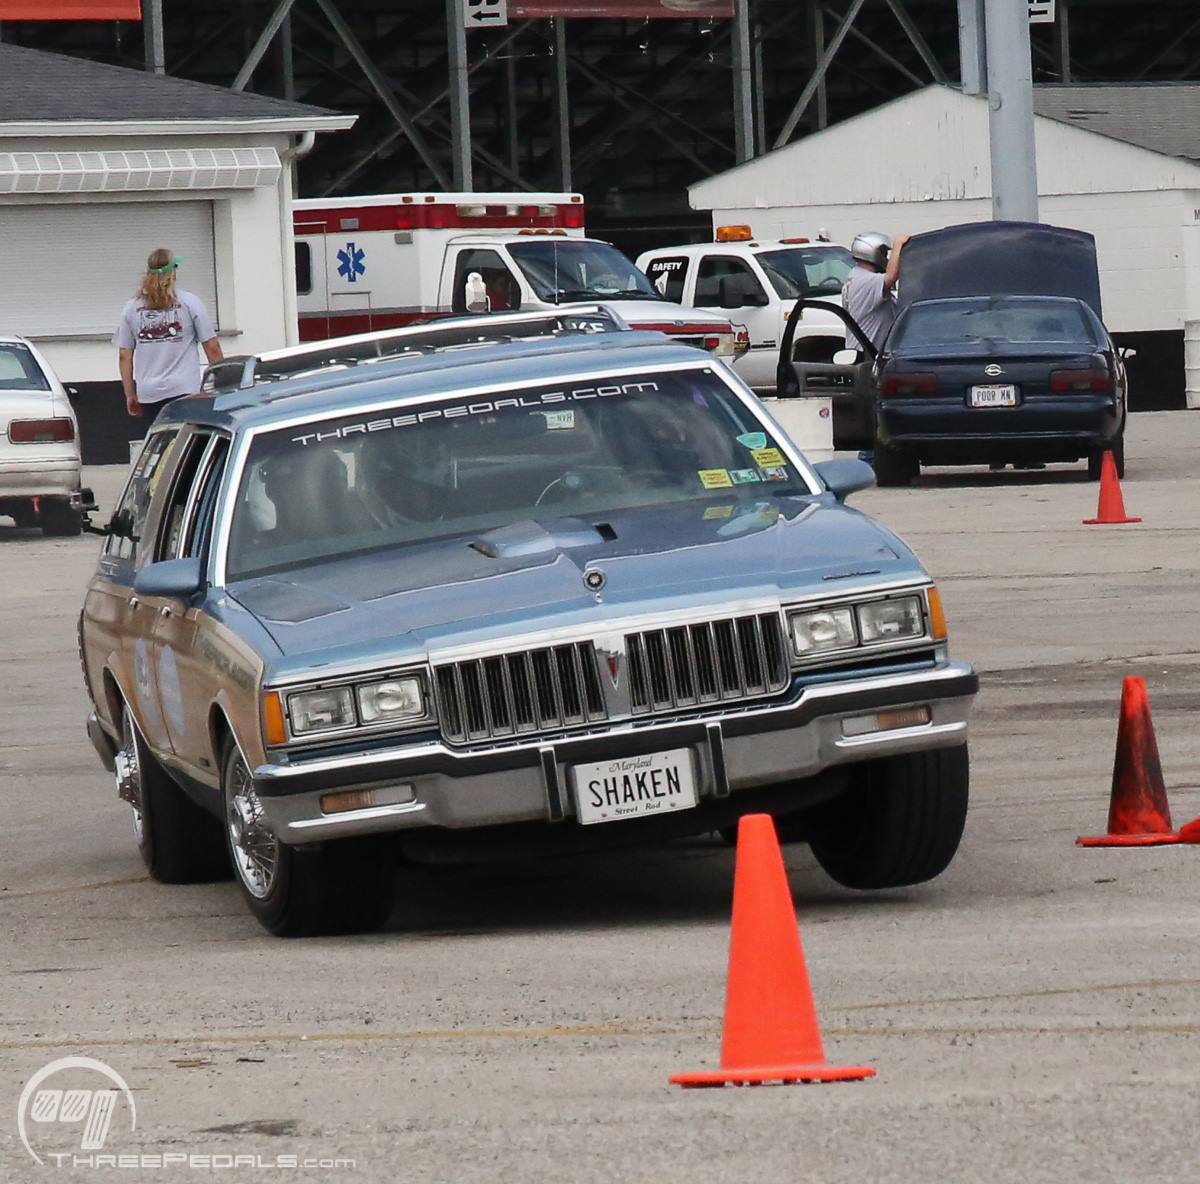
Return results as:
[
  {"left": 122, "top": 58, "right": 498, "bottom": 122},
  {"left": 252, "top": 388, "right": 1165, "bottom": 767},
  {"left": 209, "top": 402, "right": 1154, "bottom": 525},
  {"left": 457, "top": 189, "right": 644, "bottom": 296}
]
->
[{"left": 136, "top": 307, "right": 185, "bottom": 343}]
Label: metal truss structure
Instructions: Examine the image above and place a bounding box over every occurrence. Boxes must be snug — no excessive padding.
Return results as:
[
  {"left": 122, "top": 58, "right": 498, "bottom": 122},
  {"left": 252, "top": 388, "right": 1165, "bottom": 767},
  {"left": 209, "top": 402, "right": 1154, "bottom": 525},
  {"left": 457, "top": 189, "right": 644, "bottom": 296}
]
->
[{"left": 5, "top": 0, "right": 1200, "bottom": 245}]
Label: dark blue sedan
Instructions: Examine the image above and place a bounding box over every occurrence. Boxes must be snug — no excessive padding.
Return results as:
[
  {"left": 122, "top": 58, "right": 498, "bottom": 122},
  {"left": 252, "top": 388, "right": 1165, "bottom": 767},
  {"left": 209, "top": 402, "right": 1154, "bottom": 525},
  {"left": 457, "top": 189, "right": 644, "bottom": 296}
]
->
[{"left": 872, "top": 293, "right": 1127, "bottom": 486}]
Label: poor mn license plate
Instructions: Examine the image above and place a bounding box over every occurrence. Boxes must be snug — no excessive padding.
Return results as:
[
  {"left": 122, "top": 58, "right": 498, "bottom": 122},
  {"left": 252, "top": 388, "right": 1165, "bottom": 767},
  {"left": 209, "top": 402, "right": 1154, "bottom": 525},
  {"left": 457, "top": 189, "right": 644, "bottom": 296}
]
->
[
  {"left": 573, "top": 747, "right": 698, "bottom": 825},
  {"left": 970, "top": 383, "right": 1018, "bottom": 408}
]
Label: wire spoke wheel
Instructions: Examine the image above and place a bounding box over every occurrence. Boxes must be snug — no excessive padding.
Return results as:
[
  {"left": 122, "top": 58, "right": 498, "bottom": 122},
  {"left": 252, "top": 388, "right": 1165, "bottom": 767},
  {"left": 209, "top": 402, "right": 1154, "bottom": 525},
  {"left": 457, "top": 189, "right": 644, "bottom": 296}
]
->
[
  {"left": 116, "top": 707, "right": 145, "bottom": 846},
  {"left": 226, "top": 753, "right": 279, "bottom": 900}
]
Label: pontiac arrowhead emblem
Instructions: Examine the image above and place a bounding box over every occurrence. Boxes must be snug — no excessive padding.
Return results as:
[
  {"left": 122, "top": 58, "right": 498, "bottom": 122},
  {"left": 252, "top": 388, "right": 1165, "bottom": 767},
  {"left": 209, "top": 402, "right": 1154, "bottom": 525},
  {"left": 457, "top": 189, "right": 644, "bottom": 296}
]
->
[{"left": 606, "top": 653, "right": 620, "bottom": 686}]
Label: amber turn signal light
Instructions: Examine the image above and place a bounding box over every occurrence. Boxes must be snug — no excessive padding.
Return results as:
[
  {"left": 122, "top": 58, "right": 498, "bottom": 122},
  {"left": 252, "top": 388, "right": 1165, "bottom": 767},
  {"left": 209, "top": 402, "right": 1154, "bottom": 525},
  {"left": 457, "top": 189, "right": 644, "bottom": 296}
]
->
[
  {"left": 262, "top": 691, "right": 287, "bottom": 746},
  {"left": 927, "top": 586, "right": 947, "bottom": 641}
]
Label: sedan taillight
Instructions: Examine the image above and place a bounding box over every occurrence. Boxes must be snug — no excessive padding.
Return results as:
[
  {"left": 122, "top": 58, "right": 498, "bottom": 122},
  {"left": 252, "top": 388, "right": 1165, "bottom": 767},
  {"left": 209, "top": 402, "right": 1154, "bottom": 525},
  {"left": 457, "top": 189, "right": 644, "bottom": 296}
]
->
[
  {"left": 880, "top": 371, "right": 939, "bottom": 396},
  {"left": 1049, "top": 367, "right": 1111, "bottom": 392},
  {"left": 9, "top": 417, "right": 75, "bottom": 443}
]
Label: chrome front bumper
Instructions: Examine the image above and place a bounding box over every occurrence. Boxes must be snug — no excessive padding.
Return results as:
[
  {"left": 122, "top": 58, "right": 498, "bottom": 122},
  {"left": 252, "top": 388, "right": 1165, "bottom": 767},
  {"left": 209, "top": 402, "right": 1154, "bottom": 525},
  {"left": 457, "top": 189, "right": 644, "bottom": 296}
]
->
[{"left": 256, "top": 662, "right": 978, "bottom": 845}]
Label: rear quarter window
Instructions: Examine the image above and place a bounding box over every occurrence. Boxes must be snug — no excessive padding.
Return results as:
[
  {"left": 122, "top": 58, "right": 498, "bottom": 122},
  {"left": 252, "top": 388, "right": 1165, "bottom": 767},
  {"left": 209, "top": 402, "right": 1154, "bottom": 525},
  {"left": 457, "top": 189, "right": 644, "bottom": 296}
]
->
[{"left": 644, "top": 256, "right": 689, "bottom": 303}]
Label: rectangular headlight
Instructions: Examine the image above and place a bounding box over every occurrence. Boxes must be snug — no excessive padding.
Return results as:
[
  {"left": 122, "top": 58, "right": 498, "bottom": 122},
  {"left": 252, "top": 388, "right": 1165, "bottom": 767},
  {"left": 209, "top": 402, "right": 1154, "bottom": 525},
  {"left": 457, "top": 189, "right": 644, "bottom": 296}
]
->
[
  {"left": 857, "top": 596, "right": 924, "bottom": 645},
  {"left": 288, "top": 686, "right": 355, "bottom": 735},
  {"left": 357, "top": 677, "right": 425, "bottom": 724},
  {"left": 790, "top": 606, "right": 856, "bottom": 656}
]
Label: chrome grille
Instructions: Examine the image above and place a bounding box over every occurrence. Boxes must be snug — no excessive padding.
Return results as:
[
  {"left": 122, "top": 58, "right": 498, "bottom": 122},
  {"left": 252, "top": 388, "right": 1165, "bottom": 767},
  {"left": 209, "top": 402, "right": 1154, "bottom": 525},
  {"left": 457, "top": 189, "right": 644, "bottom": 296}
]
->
[
  {"left": 436, "top": 642, "right": 608, "bottom": 744},
  {"left": 627, "top": 613, "right": 789, "bottom": 713}
]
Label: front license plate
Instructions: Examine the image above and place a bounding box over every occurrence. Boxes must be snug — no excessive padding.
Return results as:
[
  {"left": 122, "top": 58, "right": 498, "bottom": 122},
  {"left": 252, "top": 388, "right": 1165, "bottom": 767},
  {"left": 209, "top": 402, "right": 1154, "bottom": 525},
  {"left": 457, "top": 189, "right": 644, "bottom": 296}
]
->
[
  {"left": 573, "top": 747, "right": 698, "bottom": 825},
  {"left": 970, "top": 383, "right": 1018, "bottom": 408}
]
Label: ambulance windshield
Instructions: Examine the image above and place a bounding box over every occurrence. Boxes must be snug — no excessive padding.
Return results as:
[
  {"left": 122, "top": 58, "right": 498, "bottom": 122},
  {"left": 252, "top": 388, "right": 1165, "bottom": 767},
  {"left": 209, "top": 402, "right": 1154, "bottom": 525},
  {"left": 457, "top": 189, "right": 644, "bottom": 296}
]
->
[{"left": 508, "top": 240, "right": 659, "bottom": 303}]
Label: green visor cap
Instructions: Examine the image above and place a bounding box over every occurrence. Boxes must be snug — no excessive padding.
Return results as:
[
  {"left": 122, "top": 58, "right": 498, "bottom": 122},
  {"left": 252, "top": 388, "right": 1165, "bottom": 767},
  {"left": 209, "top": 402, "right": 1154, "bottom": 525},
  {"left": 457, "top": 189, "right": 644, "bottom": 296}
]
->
[{"left": 149, "top": 256, "right": 182, "bottom": 275}]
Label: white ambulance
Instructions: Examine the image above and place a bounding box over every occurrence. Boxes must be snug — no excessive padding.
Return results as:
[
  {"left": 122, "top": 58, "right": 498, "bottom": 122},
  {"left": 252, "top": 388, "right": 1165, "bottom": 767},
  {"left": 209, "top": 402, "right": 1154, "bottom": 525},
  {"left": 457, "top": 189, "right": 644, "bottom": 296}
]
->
[
  {"left": 637, "top": 226, "right": 854, "bottom": 393},
  {"left": 293, "top": 192, "right": 741, "bottom": 361}
]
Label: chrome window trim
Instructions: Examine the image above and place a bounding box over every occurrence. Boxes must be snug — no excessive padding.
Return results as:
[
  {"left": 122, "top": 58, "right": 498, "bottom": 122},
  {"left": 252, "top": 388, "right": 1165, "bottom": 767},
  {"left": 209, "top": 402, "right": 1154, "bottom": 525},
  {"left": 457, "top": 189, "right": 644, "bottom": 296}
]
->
[{"left": 209, "top": 357, "right": 823, "bottom": 587}]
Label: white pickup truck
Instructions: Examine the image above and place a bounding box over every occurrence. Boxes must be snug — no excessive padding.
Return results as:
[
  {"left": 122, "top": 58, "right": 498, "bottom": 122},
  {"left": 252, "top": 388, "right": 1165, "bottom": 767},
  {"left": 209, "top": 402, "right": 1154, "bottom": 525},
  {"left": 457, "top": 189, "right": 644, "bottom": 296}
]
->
[
  {"left": 293, "top": 192, "right": 741, "bottom": 361},
  {"left": 637, "top": 230, "right": 854, "bottom": 393}
]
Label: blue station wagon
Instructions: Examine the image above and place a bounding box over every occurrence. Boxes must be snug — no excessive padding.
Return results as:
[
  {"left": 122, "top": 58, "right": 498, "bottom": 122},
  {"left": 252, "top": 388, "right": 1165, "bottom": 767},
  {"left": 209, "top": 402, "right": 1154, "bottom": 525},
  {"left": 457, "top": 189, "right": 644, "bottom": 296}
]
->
[{"left": 79, "top": 310, "right": 978, "bottom": 935}]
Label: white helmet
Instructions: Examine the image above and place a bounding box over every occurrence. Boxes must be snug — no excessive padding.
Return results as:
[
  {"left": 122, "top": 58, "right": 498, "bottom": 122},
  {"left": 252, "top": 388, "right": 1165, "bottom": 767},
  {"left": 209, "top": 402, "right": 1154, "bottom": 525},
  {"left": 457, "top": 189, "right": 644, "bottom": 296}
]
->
[{"left": 851, "top": 231, "right": 892, "bottom": 270}]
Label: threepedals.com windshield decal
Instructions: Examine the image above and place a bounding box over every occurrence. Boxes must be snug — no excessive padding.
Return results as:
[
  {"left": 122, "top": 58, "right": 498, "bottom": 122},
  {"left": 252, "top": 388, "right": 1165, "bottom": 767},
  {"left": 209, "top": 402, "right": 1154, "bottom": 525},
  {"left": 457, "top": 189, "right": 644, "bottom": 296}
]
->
[{"left": 289, "top": 380, "right": 660, "bottom": 447}]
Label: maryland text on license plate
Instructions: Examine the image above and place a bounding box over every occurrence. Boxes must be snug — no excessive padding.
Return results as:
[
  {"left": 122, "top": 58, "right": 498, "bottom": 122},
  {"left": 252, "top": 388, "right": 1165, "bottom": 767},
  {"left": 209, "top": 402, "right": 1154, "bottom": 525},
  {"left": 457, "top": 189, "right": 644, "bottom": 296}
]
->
[
  {"left": 573, "top": 747, "right": 698, "bottom": 825},
  {"left": 970, "top": 384, "right": 1018, "bottom": 407}
]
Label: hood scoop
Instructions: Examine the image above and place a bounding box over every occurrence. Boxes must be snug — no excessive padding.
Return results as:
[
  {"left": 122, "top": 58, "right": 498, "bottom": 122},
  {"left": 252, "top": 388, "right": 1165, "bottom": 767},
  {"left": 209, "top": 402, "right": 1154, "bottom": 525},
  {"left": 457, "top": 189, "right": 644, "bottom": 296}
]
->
[{"left": 469, "top": 519, "right": 613, "bottom": 560}]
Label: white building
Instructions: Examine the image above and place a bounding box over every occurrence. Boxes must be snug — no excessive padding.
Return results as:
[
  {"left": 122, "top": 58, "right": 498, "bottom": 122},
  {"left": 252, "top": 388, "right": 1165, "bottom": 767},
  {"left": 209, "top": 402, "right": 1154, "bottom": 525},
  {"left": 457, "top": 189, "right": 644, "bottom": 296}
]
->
[
  {"left": 689, "top": 84, "right": 1200, "bottom": 410},
  {"left": 0, "top": 43, "right": 354, "bottom": 461}
]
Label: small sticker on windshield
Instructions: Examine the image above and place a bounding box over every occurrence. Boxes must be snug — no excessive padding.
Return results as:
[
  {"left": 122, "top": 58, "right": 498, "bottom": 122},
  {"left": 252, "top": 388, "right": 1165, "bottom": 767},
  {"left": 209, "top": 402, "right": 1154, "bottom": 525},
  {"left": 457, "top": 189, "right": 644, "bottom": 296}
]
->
[
  {"left": 540, "top": 409, "right": 576, "bottom": 430},
  {"left": 750, "top": 447, "right": 785, "bottom": 468},
  {"left": 729, "top": 468, "right": 761, "bottom": 484},
  {"left": 698, "top": 468, "right": 734, "bottom": 489},
  {"left": 760, "top": 465, "right": 790, "bottom": 482},
  {"left": 737, "top": 432, "right": 768, "bottom": 450},
  {"left": 704, "top": 504, "right": 735, "bottom": 520}
]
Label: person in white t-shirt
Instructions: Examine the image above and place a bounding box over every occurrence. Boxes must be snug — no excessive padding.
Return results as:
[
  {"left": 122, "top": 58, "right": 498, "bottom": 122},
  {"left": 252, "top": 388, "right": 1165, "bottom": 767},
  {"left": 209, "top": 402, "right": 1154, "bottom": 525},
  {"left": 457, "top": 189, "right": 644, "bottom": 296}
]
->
[
  {"left": 115, "top": 248, "right": 223, "bottom": 420},
  {"left": 841, "top": 230, "right": 910, "bottom": 354}
]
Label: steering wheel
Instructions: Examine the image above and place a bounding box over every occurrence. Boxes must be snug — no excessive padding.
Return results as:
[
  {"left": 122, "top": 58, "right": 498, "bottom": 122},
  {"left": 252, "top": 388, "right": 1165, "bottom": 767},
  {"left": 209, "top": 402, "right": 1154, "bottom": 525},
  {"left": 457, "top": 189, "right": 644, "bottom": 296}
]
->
[{"left": 534, "top": 465, "right": 676, "bottom": 507}]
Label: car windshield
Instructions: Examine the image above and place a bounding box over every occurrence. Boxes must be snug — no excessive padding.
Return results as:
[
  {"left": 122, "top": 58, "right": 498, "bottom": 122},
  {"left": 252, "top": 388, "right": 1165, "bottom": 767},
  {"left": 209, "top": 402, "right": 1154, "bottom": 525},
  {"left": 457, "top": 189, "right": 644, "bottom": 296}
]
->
[
  {"left": 893, "top": 297, "right": 1094, "bottom": 348},
  {"left": 508, "top": 240, "right": 659, "bottom": 302},
  {"left": 756, "top": 246, "right": 854, "bottom": 298},
  {"left": 225, "top": 368, "right": 815, "bottom": 580},
  {"left": 0, "top": 343, "right": 50, "bottom": 391}
]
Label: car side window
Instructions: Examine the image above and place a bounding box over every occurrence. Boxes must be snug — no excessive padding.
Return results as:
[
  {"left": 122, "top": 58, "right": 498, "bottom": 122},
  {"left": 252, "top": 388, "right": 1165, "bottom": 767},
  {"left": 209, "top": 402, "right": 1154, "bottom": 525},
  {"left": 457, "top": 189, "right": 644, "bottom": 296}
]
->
[
  {"left": 451, "top": 248, "right": 520, "bottom": 313},
  {"left": 644, "top": 256, "right": 689, "bottom": 303},
  {"left": 105, "top": 430, "right": 178, "bottom": 565},
  {"left": 182, "top": 437, "right": 231, "bottom": 562},
  {"left": 157, "top": 432, "right": 213, "bottom": 562},
  {"left": 694, "top": 256, "right": 767, "bottom": 307}
]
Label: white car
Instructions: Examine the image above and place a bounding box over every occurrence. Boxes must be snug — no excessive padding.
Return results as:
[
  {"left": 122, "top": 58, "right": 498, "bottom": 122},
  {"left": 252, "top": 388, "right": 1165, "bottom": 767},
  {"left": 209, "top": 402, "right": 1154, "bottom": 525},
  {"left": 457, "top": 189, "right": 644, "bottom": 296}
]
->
[
  {"left": 637, "top": 232, "right": 855, "bottom": 393},
  {"left": 0, "top": 334, "right": 89, "bottom": 536}
]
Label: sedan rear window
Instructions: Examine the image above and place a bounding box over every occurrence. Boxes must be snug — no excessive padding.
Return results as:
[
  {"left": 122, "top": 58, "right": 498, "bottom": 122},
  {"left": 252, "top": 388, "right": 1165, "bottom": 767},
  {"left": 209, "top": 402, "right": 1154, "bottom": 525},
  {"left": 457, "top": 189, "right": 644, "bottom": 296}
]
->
[
  {"left": 226, "top": 368, "right": 814, "bottom": 580},
  {"left": 892, "top": 298, "right": 1094, "bottom": 349},
  {"left": 0, "top": 343, "right": 50, "bottom": 391}
]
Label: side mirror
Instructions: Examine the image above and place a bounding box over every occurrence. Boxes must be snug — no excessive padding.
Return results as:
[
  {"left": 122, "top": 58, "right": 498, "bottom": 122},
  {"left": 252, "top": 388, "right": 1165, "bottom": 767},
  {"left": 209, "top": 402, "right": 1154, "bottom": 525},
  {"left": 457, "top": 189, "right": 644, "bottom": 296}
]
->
[
  {"left": 464, "top": 271, "right": 490, "bottom": 314},
  {"left": 832, "top": 348, "right": 859, "bottom": 367},
  {"left": 133, "top": 556, "right": 204, "bottom": 601},
  {"left": 1119, "top": 346, "right": 1137, "bottom": 361},
  {"left": 814, "top": 458, "right": 876, "bottom": 502},
  {"left": 718, "top": 276, "right": 767, "bottom": 310}
]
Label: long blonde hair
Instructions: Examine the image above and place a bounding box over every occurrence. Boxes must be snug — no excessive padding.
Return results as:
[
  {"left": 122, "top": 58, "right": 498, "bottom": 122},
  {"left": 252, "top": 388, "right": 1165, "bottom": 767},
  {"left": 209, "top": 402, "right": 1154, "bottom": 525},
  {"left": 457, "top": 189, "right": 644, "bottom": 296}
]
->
[{"left": 138, "top": 247, "right": 179, "bottom": 311}]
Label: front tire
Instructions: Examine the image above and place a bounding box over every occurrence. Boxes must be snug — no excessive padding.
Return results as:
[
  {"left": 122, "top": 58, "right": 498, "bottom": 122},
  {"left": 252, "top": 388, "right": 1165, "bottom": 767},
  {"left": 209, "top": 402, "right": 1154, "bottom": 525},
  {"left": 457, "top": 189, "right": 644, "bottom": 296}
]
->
[
  {"left": 808, "top": 746, "right": 969, "bottom": 890},
  {"left": 221, "top": 743, "right": 395, "bottom": 937},
  {"left": 115, "top": 704, "right": 228, "bottom": 883}
]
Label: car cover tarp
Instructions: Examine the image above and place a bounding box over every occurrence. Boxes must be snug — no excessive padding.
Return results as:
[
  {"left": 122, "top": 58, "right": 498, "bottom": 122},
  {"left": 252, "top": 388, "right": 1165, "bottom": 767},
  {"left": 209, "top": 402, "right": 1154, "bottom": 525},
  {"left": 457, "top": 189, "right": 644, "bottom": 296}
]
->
[{"left": 897, "top": 222, "right": 1102, "bottom": 319}]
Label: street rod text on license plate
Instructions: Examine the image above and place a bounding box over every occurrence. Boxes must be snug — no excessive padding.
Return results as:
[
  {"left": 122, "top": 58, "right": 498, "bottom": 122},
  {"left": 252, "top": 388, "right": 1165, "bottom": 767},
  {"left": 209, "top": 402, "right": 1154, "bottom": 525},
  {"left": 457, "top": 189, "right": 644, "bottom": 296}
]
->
[{"left": 573, "top": 748, "right": 697, "bottom": 825}]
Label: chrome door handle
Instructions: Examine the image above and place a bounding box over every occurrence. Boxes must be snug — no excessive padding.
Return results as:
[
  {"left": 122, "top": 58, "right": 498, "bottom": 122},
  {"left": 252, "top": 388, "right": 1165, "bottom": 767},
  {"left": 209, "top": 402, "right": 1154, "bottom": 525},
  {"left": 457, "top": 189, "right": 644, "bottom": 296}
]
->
[
  {"left": 158, "top": 605, "right": 173, "bottom": 618},
  {"left": 127, "top": 595, "right": 139, "bottom": 608}
]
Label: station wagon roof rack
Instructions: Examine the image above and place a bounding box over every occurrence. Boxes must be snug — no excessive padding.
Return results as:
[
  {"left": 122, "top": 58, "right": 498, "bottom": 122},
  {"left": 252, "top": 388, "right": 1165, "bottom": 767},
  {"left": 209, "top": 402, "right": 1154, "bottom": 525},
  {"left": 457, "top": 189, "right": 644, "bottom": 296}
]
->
[{"left": 201, "top": 305, "right": 632, "bottom": 394}]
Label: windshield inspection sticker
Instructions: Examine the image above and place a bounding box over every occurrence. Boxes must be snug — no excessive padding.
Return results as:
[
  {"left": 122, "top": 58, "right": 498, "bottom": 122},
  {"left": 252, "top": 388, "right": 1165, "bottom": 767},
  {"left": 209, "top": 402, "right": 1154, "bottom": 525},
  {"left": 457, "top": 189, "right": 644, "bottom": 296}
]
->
[
  {"left": 736, "top": 432, "right": 768, "bottom": 450},
  {"left": 760, "top": 465, "right": 790, "bottom": 482},
  {"left": 703, "top": 504, "right": 735, "bottom": 520},
  {"left": 698, "top": 468, "right": 734, "bottom": 489},
  {"left": 729, "top": 468, "right": 761, "bottom": 485},
  {"left": 540, "top": 409, "right": 576, "bottom": 430},
  {"left": 750, "top": 447, "right": 786, "bottom": 468}
]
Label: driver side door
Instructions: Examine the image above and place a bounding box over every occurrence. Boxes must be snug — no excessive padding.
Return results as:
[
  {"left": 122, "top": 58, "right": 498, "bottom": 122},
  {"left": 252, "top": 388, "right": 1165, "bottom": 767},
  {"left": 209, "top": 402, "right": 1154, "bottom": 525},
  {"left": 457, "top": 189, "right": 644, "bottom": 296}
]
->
[{"left": 693, "top": 255, "right": 777, "bottom": 391}]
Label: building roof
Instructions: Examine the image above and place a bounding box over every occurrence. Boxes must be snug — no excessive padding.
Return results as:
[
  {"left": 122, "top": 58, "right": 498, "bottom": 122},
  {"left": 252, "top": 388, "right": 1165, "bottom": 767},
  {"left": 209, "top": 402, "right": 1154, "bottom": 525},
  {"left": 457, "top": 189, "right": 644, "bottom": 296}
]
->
[
  {"left": 688, "top": 85, "right": 1200, "bottom": 212},
  {"left": 1034, "top": 84, "right": 1200, "bottom": 162},
  {"left": 0, "top": 42, "right": 354, "bottom": 133}
]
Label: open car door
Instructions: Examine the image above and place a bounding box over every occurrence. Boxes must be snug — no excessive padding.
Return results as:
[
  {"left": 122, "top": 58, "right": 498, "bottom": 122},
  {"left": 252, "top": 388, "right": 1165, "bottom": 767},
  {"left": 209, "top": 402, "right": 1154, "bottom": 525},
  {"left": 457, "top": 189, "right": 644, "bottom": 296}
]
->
[{"left": 777, "top": 298, "right": 878, "bottom": 451}]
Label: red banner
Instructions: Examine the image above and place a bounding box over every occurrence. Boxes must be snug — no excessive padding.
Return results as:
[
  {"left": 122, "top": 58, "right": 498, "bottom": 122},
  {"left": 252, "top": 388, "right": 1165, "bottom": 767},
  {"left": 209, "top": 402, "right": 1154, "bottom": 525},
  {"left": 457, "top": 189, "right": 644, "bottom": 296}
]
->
[
  {"left": 510, "top": 0, "right": 732, "bottom": 17},
  {"left": 0, "top": 1, "right": 141, "bottom": 16}
]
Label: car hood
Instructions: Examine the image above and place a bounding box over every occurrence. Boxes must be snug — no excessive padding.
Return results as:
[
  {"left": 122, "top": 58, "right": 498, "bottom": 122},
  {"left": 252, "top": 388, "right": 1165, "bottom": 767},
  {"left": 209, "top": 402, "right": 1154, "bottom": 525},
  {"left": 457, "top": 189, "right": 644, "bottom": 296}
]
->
[
  {"left": 595, "top": 299, "right": 734, "bottom": 331},
  {"left": 230, "top": 497, "right": 920, "bottom": 669},
  {"left": 898, "top": 223, "right": 1103, "bottom": 318}
]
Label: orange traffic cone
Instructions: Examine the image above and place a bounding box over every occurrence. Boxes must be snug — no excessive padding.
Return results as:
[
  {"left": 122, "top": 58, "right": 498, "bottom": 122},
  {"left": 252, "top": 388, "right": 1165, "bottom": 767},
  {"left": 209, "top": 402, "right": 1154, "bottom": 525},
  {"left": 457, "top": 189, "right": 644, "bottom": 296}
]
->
[
  {"left": 1178, "top": 817, "right": 1200, "bottom": 844},
  {"left": 1083, "top": 452, "right": 1140, "bottom": 525},
  {"left": 670, "top": 814, "right": 875, "bottom": 1087},
  {"left": 1077, "top": 677, "right": 1180, "bottom": 846}
]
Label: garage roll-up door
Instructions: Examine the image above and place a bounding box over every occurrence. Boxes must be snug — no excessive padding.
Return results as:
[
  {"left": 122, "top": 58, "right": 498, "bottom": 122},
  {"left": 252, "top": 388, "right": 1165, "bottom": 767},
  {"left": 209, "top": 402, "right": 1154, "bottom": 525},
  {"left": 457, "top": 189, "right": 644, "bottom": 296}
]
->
[{"left": 0, "top": 200, "right": 218, "bottom": 337}]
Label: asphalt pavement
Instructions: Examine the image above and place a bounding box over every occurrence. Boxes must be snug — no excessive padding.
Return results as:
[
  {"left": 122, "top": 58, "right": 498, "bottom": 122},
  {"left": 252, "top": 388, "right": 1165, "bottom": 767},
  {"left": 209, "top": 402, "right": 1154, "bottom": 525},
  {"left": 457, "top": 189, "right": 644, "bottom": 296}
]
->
[{"left": 2, "top": 412, "right": 1199, "bottom": 1183}]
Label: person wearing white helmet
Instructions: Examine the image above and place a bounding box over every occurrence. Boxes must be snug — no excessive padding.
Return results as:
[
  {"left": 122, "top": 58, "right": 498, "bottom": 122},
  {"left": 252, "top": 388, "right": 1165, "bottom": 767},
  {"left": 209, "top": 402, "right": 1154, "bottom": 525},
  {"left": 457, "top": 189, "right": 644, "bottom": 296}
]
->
[{"left": 842, "top": 230, "right": 909, "bottom": 354}]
